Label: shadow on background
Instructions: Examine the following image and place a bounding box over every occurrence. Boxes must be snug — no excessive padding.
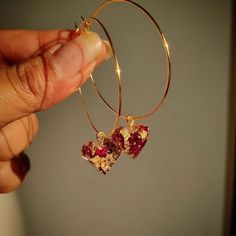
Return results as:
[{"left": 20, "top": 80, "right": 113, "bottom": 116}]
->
[{"left": 225, "top": 0, "right": 236, "bottom": 235}]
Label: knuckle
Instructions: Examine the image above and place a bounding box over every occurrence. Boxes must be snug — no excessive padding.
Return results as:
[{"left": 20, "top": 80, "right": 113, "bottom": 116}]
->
[
  {"left": 15, "top": 57, "right": 48, "bottom": 111},
  {"left": 17, "top": 58, "right": 46, "bottom": 105}
]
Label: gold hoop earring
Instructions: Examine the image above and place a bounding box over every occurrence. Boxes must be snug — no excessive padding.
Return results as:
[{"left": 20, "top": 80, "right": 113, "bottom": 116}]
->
[
  {"left": 77, "top": 17, "right": 122, "bottom": 175},
  {"left": 85, "top": 0, "right": 171, "bottom": 159}
]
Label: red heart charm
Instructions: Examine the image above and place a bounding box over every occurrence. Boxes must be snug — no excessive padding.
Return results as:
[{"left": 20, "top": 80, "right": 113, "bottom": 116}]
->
[
  {"left": 112, "top": 124, "right": 149, "bottom": 159},
  {"left": 81, "top": 137, "right": 121, "bottom": 175}
]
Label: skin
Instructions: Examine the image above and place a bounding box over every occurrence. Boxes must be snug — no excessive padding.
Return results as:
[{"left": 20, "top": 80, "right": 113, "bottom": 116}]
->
[{"left": 0, "top": 30, "right": 107, "bottom": 193}]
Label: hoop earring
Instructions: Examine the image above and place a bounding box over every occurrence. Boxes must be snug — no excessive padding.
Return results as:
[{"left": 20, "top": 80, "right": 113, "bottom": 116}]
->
[
  {"left": 77, "top": 17, "right": 122, "bottom": 175},
  {"left": 85, "top": 0, "right": 171, "bottom": 159}
]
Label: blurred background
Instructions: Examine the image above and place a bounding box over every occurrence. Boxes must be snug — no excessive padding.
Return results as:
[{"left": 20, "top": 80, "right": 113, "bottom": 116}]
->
[{"left": 0, "top": 0, "right": 234, "bottom": 235}]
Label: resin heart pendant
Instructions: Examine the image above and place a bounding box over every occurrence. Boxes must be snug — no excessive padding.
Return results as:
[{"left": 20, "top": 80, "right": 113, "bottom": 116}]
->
[
  {"left": 81, "top": 135, "right": 121, "bottom": 175},
  {"left": 112, "top": 124, "right": 149, "bottom": 159}
]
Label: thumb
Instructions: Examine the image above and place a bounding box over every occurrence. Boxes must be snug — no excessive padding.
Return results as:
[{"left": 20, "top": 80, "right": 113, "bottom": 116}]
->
[{"left": 0, "top": 31, "right": 103, "bottom": 128}]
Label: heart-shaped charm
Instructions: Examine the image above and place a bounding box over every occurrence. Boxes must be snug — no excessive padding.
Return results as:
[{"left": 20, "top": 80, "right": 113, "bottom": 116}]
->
[
  {"left": 81, "top": 137, "right": 121, "bottom": 175},
  {"left": 112, "top": 124, "right": 149, "bottom": 159}
]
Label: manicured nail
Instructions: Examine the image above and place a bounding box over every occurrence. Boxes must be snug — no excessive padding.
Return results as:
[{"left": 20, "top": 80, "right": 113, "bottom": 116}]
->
[
  {"left": 49, "top": 32, "right": 103, "bottom": 79},
  {"left": 103, "top": 40, "right": 113, "bottom": 60},
  {"left": 18, "top": 152, "right": 31, "bottom": 177},
  {"left": 11, "top": 152, "right": 31, "bottom": 181}
]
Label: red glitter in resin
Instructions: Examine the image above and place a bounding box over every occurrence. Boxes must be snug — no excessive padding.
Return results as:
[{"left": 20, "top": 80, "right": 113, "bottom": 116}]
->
[
  {"left": 119, "top": 124, "right": 149, "bottom": 158},
  {"left": 81, "top": 137, "right": 121, "bottom": 175},
  {"left": 138, "top": 125, "right": 149, "bottom": 132},
  {"left": 95, "top": 146, "right": 109, "bottom": 157},
  {"left": 129, "top": 139, "right": 148, "bottom": 158},
  {"left": 112, "top": 128, "right": 125, "bottom": 150},
  {"left": 82, "top": 142, "right": 93, "bottom": 158}
]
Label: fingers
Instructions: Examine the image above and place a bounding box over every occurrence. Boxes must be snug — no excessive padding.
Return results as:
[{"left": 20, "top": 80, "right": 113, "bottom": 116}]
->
[
  {"left": 0, "top": 115, "right": 36, "bottom": 193},
  {"left": 0, "top": 153, "right": 30, "bottom": 193},
  {"left": 0, "top": 114, "right": 38, "bottom": 161},
  {"left": 0, "top": 30, "right": 71, "bottom": 64},
  {"left": 0, "top": 31, "right": 106, "bottom": 128}
]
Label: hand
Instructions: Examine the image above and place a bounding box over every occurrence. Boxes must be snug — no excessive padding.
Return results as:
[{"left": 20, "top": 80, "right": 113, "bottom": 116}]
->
[{"left": 0, "top": 29, "right": 107, "bottom": 193}]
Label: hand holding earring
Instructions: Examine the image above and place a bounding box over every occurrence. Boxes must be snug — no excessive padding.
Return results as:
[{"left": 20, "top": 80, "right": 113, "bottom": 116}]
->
[{"left": 0, "top": 28, "right": 108, "bottom": 192}]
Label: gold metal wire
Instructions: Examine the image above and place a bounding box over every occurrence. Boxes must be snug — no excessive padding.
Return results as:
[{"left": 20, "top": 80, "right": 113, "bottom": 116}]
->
[
  {"left": 87, "top": 0, "right": 171, "bottom": 121},
  {"left": 78, "top": 16, "right": 122, "bottom": 136}
]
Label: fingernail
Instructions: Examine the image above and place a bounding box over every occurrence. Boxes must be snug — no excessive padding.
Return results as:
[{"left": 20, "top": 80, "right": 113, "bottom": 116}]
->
[
  {"left": 103, "top": 40, "right": 113, "bottom": 60},
  {"left": 49, "top": 32, "right": 103, "bottom": 79},
  {"left": 18, "top": 152, "right": 31, "bottom": 176},
  {"left": 12, "top": 152, "right": 31, "bottom": 181},
  {"left": 79, "top": 32, "right": 103, "bottom": 62}
]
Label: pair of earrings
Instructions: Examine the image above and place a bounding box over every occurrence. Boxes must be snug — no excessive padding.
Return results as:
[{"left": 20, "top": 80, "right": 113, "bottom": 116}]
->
[
  {"left": 77, "top": 0, "right": 171, "bottom": 175},
  {"left": 81, "top": 118, "right": 149, "bottom": 175}
]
